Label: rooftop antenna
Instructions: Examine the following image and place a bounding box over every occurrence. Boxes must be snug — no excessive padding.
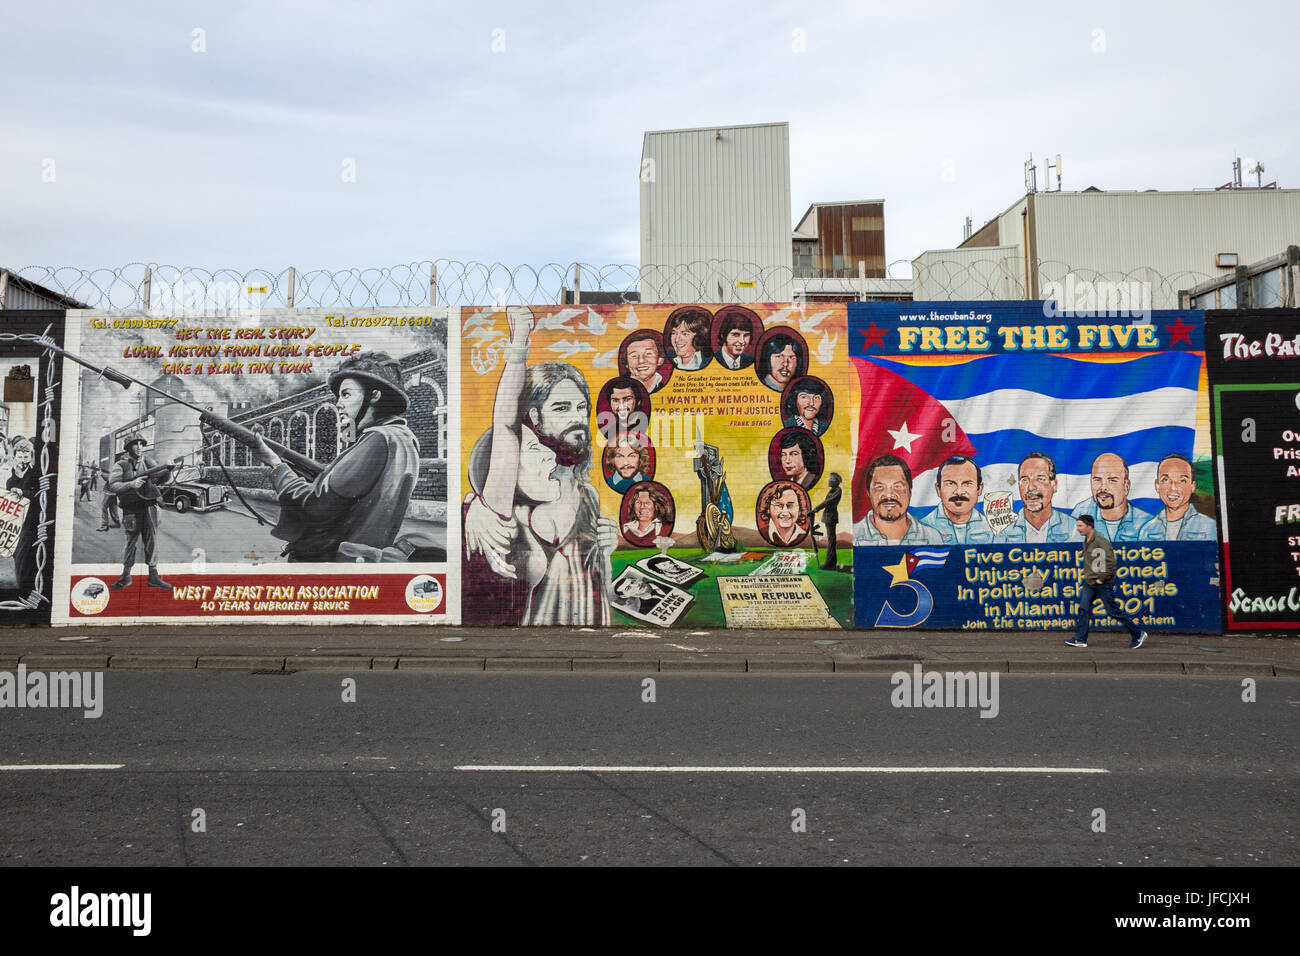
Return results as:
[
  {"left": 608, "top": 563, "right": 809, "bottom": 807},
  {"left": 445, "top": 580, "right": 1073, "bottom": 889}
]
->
[
  {"left": 1249, "top": 160, "right": 1265, "bottom": 188},
  {"left": 1046, "top": 153, "right": 1063, "bottom": 191},
  {"left": 963, "top": 215, "right": 972, "bottom": 241},
  {"left": 1232, "top": 157, "right": 1242, "bottom": 189},
  {"left": 1024, "top": 154, "right": 1038, "bottom": 194}
]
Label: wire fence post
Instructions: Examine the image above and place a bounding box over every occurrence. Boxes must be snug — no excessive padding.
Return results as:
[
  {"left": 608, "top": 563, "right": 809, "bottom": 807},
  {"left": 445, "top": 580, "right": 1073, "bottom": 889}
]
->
[
  {"left": 142, "top": 266, "right": 152, "bottom": 310},
  {"left": 286, "top": 267, "right": 296, "bottom": 308},
  {"left": 0, "top": 269, "right": 9, "bottom": 310},
  {"left": 858, "top": 260, "right": 867, "bottom": 301},
  {"left": 573, "top": 264, "right": 581, "bottom": 305}
]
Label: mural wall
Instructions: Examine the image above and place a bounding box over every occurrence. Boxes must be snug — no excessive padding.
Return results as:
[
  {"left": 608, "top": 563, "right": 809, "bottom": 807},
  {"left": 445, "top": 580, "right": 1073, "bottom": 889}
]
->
[
  {"left": 51, "top": 309, "right": 458, "bottom": 624},
  {"left": 458, "top": 303, "right": 855, "bottom": 628},
  {"left": 1206, "top": 309, "right": 1300, "bottom": 631},
  {"left": 0, "top": 311, "right": 65, "bottom": 625},
  {"left": 10, "top": 299, "right": 1294, "bottom": 635},
  {"left": 849, "top": 302, "right": 1221, "bottom": 633}
]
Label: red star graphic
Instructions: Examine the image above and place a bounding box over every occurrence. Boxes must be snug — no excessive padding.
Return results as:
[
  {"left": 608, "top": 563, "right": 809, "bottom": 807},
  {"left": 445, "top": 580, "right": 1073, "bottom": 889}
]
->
[
  {"left": 859, "top": 322, "right": 888, "bottom": 350},
  {"left": 1163, "top": 317, "right": 1194, "bottom": 346}
]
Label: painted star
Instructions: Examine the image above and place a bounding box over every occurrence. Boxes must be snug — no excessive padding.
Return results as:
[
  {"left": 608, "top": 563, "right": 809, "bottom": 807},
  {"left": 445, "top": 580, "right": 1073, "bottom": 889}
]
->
[
  {"left": 1163, "top": 317, "right": 1194, "bottom": 346},
  {"left": 883, "top": 556, "right": 911, "bottom": 586},
  {"left": 859, "top": 322, "right": 888, "bottom": 350},
  {"left": 888, "top": 421, "right": 921, "bottom": 453}
]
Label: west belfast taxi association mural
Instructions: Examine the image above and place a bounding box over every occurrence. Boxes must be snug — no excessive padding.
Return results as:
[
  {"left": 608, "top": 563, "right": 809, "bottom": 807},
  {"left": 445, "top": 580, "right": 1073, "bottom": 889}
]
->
[
  {"left": 0, "top": 311, "right": 66, "bottom": 625},
  {"left": 850, "top": 301, "right": 1221, "bottom": 633},
  {"left": 460, "top": 303, "right": 854, "bottom": 628},
  {"left": 51, "top": 309, "right": 457, "bottom": 624}
]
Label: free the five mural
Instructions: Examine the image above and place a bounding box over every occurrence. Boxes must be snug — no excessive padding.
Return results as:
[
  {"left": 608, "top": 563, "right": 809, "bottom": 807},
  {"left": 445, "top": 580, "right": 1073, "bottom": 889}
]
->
[{"left": 850, "top": 302, "right": 1221, "bottom": 632}]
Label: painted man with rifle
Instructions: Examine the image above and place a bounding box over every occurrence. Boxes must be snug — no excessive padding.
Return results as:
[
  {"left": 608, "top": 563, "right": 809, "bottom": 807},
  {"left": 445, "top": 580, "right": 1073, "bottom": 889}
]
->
[
  {"left": 107, "top": 436, "right": 174, "bottom": 590},
  {"left": 237, "top": 352, "right": 420, "bottom": 562}
]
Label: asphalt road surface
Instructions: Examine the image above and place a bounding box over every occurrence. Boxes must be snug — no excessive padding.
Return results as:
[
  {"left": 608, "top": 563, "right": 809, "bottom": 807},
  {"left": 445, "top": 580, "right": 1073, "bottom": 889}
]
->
[{"left": 1, "top": 673, "right": 1295, "bottom": 866}]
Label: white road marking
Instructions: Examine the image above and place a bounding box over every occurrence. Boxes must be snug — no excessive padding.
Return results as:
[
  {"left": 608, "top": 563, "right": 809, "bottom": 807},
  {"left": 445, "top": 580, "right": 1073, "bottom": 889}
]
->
[
  {"left": 0, "top": 764, "right": 124, "bottom": 771},
  {"left": 455, "top": 765, "right": 1109, "bottom": 774}
]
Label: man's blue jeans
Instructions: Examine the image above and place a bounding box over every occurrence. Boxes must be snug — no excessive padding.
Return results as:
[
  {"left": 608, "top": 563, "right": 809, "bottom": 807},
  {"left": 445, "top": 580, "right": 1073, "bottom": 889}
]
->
[{"left": 1073, "top": 580, "right": 1142, "bottom": 644}]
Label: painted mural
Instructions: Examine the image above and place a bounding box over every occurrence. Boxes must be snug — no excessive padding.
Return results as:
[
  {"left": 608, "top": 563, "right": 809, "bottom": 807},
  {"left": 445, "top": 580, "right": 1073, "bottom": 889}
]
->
[
  {"left": 51, "top": 308, "right": 457, "bottom": 624},
  {"left": 850, "top": 302, "right": 1221, "bottom": 633},
  {"left": 1206, "top": 309, "right": 1300, "bottom": 631},
  {"left": 460, "top": 303, "right": 854, "bottom": 628},
  {"left": 0, "top": 311, "right": 65, "bottom": 624}
]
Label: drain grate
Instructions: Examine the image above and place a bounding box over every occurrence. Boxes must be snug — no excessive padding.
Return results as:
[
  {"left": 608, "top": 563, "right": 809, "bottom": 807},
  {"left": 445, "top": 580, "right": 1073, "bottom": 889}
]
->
[{"left": 250, "top": 668, "right": 293, "bottom": 675}]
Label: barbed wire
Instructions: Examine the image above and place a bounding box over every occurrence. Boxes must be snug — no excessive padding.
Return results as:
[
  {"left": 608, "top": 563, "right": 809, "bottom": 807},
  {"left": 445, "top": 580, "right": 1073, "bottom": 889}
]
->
[{"left": 3, "top": 259, "right": 1242, "bottom": 310}]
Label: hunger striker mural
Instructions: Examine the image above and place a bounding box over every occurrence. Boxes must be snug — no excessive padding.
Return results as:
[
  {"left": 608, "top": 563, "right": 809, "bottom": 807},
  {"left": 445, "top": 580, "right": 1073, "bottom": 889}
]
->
[
  {"left": 850, "top": 301, "right": 1221, "bottom": 632},
  {"left": 52, "top": 309, "right": 455, "bottom": 624},
  {"left": 461, "top": 303, "right": 855, "bottom": 629}
]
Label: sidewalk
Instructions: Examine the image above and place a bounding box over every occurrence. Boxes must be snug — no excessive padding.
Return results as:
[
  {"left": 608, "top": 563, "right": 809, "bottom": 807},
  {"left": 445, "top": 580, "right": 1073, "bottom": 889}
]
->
[{"left": 2, "top": 624, "right": 1297, "bottom": 676}]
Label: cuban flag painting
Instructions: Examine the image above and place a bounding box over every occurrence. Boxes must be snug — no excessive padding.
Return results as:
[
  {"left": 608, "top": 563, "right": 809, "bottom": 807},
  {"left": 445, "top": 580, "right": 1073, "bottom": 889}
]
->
[{"left": 850, "top": 301, "right": 1221, "bottom": 633}]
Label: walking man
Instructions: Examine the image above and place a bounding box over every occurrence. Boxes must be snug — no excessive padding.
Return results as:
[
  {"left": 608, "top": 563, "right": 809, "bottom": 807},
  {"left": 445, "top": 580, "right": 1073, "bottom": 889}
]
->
[{"left": 1065, "top": 514, "right": 1147, "bottom": 648}]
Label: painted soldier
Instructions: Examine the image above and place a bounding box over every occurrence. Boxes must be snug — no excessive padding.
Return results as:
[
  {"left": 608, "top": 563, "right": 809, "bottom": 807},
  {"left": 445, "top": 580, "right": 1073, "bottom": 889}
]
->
[
  {"left": 247, "top": 352, "right": 420, "bottom": 561},
  {"left": 107, "top": 437, "right": 174, "bottom": 590}
]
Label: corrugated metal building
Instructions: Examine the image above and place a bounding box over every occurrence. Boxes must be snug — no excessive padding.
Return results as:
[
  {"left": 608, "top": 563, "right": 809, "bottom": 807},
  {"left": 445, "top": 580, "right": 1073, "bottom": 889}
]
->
[
  {"left": 915, "top": 188, "right": 1300, "bottom": 308},
  {"left": 639, "top": 122, "right": 792, "bottom": 304},
  {"left": 0, "top": 268, "right": 89, "bottom": 310},
  {"left": 790, "top": 200, "right": 910, "bottom": 302},
  {"left": 793, "top": 200, "right": 887, "bottom": 278}
]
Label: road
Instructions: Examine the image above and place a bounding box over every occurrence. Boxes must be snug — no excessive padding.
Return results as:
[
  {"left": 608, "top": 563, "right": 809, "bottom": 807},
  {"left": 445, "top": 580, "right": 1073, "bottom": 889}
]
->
[{"left": 1, "top": 673, "right": 1295, "bottom": 866}]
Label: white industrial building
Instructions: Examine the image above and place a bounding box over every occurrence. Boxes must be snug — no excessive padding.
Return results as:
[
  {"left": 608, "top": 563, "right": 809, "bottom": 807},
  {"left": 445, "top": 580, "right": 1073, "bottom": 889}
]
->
[
  {"left": 639, "top": 122, "right": 793, "bottom": 304},
  {"left": 915, "top": 187, "right": 1300, "bottom": 308}
]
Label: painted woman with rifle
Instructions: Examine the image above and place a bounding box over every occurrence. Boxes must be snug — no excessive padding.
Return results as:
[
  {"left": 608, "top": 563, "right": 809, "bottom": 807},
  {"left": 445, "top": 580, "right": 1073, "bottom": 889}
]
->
[{"left": 106, "top": 436, "right": 174, "bottom": 591}]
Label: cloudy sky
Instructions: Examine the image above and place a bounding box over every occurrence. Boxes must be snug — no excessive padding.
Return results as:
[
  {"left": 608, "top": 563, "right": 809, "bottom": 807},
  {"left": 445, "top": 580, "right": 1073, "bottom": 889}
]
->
[{"left": 2, "top": 0, "right": 1294, "bottom": 278}]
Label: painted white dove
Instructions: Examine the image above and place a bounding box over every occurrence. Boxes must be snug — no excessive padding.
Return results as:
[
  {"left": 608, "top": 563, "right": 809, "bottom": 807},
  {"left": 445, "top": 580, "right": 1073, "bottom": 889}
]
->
[
  {"left": 815, "top": 332, "right": 838, "bottom": 365},
  {"left": 799, "top": 309, "right": 834, "bottom": 334},
  {"left": 536, "top": 308, "right": 583, "bottom": 330},
  {"left": 462, "top": 307, "right": 498, "bottom": 331},
  {"left": 547, "top": 339, "right": 597, "bottom": 359},
  {"left": 580, "top": 307, "right": 608, "bottom": 336}
]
